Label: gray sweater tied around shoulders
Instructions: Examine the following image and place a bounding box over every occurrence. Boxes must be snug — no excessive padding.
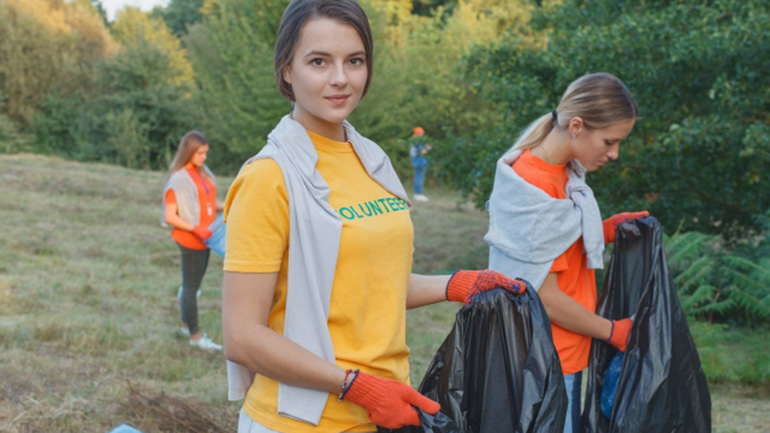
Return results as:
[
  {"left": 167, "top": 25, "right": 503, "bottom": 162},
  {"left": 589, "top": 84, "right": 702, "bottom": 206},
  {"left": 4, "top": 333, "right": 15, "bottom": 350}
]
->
[
  {"left": 226, "top": 115, "right": 410, "bottom": 426},
  {"left": 484, "top": 148, "right": 604, "bottom": 291}
]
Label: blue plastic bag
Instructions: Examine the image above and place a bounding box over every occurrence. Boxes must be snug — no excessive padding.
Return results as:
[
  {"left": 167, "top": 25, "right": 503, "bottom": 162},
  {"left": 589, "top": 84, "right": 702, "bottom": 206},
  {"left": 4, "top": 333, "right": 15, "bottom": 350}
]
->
[
  {"left": 108, "top": 424, "right": 143, "bottom": 433},
  {"left": 600, "top": 352, "right": 623, "bottom": 419},
  {"left": 205, "top": 213, "right": 226, "bottom": 258}
]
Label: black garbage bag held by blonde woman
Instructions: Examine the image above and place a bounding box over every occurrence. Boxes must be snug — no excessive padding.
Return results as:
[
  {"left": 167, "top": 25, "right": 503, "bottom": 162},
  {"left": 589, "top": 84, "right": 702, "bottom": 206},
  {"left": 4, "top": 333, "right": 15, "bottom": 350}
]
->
[
  {"left": 382, "top": 284, "right": 567, "bottom": 433},
  {"left": 583, "top": 217, "right": 711, "bottom": 433}
]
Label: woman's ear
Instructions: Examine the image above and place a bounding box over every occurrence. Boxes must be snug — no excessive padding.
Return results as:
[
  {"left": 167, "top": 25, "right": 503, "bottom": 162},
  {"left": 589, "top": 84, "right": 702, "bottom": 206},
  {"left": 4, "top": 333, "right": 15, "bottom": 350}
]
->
[
  {"left": 282, "top": 66, "right": 292, "bottom": 85},
  {"left": 568, "top": 117, "right": 585, "bottom": 137}
]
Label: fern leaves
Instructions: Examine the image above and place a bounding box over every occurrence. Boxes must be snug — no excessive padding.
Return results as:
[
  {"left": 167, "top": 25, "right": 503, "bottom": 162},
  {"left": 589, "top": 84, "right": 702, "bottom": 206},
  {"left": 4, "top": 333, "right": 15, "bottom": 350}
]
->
[{"left": 665, "top": 232, "right": 770, "bottom": 326}]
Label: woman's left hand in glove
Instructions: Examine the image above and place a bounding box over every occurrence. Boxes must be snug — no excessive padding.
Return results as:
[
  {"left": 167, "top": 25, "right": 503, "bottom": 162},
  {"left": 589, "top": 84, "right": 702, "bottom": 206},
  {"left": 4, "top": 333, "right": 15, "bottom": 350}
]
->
[{"left": 603, "top": 211, "right": 649, "bottom": 244}]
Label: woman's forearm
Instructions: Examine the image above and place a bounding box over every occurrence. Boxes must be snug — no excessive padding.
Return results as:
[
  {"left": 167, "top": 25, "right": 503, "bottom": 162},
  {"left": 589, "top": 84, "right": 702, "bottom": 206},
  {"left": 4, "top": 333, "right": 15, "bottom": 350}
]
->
[
  {"left": 406, "top": 274, "right": 451, "bottom": 309},
  {"left": 538, "top": 273, "right": 612, "bottom": 340},
  {"left": 222, "top": 271, "right": 346, "bottom": 394},
  {"left": 164, "top": 203, "right": 195, "bottom": 231}
]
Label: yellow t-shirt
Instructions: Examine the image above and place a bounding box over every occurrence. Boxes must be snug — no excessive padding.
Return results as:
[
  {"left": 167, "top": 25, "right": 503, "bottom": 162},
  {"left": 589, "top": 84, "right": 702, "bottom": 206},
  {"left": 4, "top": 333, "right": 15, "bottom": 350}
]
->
[{"left": 223, "top": 131, "right": 414, "bottom": 432}]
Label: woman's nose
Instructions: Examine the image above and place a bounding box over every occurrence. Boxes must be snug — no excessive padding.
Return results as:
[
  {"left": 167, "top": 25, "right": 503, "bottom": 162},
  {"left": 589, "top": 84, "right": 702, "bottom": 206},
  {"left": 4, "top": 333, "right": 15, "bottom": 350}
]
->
[{"left": 329, "top": 63, "right": 348, "bottom": 87}]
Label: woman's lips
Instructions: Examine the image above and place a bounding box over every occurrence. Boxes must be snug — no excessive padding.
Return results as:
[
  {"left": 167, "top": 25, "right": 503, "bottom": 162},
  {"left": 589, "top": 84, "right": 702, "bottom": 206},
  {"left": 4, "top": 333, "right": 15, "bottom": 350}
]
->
[{"left": 326, "top": 94, "right": 350, "bottom": 105}]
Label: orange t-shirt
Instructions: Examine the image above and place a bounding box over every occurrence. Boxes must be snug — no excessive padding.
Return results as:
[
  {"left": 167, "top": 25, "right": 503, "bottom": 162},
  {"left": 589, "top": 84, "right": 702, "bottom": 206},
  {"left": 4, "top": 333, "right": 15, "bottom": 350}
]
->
[
  {"left": 512, "top": 149, "right": 597, "bottom": 375},
  {"left": 164, "top": 164, "right": 217, "bottom": 250}
]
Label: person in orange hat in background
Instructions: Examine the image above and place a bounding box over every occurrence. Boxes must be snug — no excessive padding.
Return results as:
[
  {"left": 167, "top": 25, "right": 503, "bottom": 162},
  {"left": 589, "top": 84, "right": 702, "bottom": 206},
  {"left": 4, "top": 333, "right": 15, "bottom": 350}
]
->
[{"left": 409, "top": 126, "right": 432, "bottom": 201}]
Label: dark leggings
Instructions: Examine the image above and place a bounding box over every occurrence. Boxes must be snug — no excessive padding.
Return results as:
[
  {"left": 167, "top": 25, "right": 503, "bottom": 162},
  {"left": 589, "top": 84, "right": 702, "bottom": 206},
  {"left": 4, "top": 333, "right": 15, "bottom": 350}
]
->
[{"left": 178, "top": 243, "right": 210, "bottom": 335}]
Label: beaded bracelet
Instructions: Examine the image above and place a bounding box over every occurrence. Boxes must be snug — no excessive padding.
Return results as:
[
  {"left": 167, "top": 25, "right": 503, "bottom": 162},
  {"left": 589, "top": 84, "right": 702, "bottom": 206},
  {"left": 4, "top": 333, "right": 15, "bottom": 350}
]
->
[
  {"left": 607, "top": 320, "right": 615, "bottom": 343},
  {"left": 337, "top": 369, "right": 360, "bottom": 402}
]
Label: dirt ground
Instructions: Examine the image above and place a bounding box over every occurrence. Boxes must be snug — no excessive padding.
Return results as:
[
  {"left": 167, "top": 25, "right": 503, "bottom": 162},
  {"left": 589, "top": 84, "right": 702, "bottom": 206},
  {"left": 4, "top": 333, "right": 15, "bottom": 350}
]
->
[{"left": 711, "top": 382, "right": 770, "bottom": 432}]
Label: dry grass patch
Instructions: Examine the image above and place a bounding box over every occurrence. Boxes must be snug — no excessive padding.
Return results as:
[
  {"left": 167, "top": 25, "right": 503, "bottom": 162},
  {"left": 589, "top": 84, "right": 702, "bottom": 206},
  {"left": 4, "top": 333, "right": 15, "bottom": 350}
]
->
[{"left": 118, "top": 383, "right": 230, "bottom": 433}]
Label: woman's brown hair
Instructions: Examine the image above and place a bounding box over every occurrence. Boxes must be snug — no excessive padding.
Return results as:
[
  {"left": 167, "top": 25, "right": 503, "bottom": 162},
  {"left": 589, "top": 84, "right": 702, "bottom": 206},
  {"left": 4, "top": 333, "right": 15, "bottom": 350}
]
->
[{"left": 167, "top": 131, "right": 212, "bottom": 182}]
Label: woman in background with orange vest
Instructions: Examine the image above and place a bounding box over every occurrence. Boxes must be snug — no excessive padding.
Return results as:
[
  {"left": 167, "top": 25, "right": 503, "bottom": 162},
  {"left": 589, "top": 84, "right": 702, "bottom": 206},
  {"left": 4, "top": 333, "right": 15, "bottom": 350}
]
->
[{"left": 163, "top": 131, "right": 224, "bottom": 351}]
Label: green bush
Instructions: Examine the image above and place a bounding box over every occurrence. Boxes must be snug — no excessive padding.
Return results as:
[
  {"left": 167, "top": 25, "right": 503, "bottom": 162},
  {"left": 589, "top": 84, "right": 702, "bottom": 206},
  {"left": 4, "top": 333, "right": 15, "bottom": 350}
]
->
[
  {"left": 33, "top": 37, "right": 202, "bottom": 170},
  {"left": 690, "top": 321, "right": 770, "bottom": 384},
  {"left": 184, "top": 0, "right": 290, "bottom": 169},
  {"left": 0, "top": 113, "right": 32, "bottom": 153},
  {"left": 665, "top": 230, "right": 770, "bottom": 327},
  {"left": 440, "top": 0, "right": 770, "bottom": 238},
  {"left": 151, "top": 0, "right": 205, "bottom": 36},
  {"left": 105, "top": 108, "right": 150, "bottom": 169}
]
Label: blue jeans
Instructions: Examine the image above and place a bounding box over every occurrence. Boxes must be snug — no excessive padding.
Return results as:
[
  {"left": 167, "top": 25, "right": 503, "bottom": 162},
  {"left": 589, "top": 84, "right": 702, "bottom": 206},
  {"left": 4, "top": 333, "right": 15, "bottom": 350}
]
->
[
  {"left": 563, "top": 371, "right": 583, "bottom": 433},
  {"left": 413, "top": 165, "right": 426, "bottom": 194}
]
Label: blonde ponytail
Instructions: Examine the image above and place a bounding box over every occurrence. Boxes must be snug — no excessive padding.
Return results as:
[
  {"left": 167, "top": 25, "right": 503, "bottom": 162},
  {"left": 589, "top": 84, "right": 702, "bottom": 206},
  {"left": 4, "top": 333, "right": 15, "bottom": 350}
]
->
[
  {"left": 507, "top": 73, "right": 637, "bottom": 154},
  {"left": 510, "top": 112, "right": 559, "bottom": 152}
]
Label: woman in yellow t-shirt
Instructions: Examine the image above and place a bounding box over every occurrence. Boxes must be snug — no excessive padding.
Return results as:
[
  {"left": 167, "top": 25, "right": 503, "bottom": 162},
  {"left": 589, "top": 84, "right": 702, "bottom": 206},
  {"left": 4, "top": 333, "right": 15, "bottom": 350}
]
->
[
  {"left": 163, "top": 131, "right": 224, "bottom": 350},
  {"left": 221, "top": 1, "right": 524, "bottom": 432}
]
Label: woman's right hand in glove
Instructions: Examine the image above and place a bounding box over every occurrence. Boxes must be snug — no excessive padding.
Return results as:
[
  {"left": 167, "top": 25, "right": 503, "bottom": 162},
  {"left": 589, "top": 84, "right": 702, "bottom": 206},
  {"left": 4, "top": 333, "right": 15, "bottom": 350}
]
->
[
  {"left": 602, "top": 211, "right": 649, "bottom": 244},
  {"left": 192, "top": 224, "right": 212, "bottom": 241},
  {"left": 344, "top": 371, "right": 440, "bottom": 429}
]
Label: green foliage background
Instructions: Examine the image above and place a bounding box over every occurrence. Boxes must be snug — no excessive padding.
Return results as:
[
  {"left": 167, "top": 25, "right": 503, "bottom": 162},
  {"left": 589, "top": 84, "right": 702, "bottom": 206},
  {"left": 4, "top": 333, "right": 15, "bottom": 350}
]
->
[
  {"left": 436, "top": 0, "right": 770, "bottom": 239},
  {"left": 0, "top": 0, "right": 767, "bottom": 337},
  {"left": 184, "top": 0, "right": 290, "bottom": 170},
  {"left": 3, "top": 1, "right": 767, "bottom": 230}
]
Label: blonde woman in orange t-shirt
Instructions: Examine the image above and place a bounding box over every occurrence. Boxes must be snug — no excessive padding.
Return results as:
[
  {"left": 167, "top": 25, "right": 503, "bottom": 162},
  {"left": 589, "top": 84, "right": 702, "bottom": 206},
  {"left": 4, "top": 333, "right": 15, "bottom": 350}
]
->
[
  {"left": 487, "top": 73, "right": 649, "bottom": 433},
  {"left": 163, "top": 131, "right": 224, "bottom": 351}
]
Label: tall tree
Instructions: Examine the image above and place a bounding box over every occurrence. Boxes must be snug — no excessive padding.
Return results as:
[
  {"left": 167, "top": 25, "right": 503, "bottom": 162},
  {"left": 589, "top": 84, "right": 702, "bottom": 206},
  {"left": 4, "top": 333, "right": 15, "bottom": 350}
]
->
[
  {"left": 0, "top": 0, "right": 114, "bottom": 128},
  {"left": 186, "top": 0, "right": 290, "bottom": 164},
  {"left": 111, "top": 7, "right": 194, "bottom": 85},
  {"left": 439, "top": 0, "right": 770, "bottom": 237},
  {"left": 90, "top": 0, "right": 108, "bottom": 27},
  {"left": 353, "top": 0, "right": 537, "bottom": 173},
  {"left": 411, "top": 0, "right": 455, "bottom": 17},
  {"left": 151, "top": 0, "right": 205, "bottom": 36},
  {"left": 32, "top": 4, "right": 200, "bottom": 169}
]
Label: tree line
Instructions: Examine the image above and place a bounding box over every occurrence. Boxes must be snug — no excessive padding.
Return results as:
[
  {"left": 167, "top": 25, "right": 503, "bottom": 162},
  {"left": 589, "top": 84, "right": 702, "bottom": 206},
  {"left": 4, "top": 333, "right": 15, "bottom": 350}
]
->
[
  {"left": 0, "top": 0, "right": 767, "bottom": 335},
  {"left": 1, "top": 0, "right": 768, "bottom": 239}
]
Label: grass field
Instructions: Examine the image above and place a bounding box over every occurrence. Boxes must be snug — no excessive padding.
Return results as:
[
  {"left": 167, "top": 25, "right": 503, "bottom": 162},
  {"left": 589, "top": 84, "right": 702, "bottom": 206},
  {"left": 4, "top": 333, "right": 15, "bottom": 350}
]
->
[{"left": 0, "top": 153, "right": 768, "bottom": 432}]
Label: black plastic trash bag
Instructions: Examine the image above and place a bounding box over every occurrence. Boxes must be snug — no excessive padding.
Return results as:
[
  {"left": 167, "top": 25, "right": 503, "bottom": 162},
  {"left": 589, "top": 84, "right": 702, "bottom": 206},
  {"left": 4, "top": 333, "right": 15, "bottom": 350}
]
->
[
  {"left": 378, "top": 409, "right": 462, "bottom": 433},
  {"left": 382, "top": 285, "right": 567, "bottom": 433},
  {"left": 583, "top": 217, "right": 711, "bottom": 433}
]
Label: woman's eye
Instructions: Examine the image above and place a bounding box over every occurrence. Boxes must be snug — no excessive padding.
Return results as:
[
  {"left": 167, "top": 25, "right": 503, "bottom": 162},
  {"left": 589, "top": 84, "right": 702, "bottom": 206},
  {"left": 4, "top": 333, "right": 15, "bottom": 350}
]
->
[
  {"left": 311, "top": 58, "right": 325, "bottom": 66},
  {"left": 350, "top": 58, "right": 364, "bottom": 65}
]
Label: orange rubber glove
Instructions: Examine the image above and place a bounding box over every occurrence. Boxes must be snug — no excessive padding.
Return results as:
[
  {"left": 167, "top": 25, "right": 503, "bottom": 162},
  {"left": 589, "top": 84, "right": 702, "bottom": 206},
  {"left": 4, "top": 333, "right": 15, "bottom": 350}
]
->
[
  {"left": 192, "top": 224, "right": 212, "bottom": 241},
  {"left": 446, "top": 270, "right": 525, "bottom": 305},
  {"left": 607, "top": 318, "right": 633, "bottom": 352},
  {"left": 602, "top": 211, "right": 650, "bottom": 244},
  {"left": 344, "top": 372, "right": 440, "bottom": 429}
]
